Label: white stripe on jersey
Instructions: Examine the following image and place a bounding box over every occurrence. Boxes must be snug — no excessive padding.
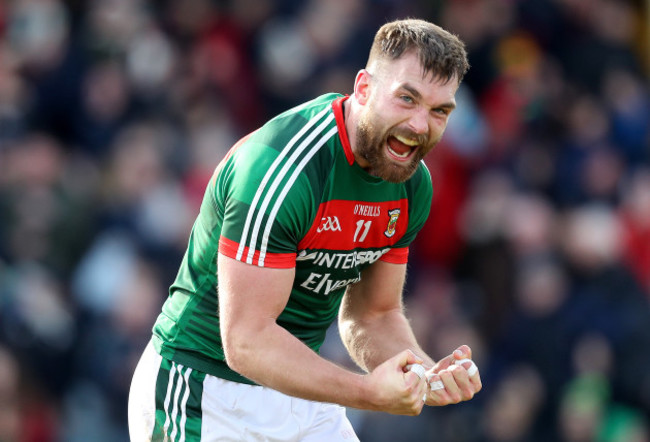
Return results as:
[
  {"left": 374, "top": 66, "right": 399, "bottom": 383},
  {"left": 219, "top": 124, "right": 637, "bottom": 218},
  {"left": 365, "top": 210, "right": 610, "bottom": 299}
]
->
[
  {"left": 236, "top": 106, "right": 332, "bottom": 263},
  {"left": 259, "top": 126, "right": 338, "bottom": 265},
  {"left": 243, "top": 110, "right": 336, "bottom": 265},
  {"left": 246, "top": 113, "right": 335, "bottom": 264}
]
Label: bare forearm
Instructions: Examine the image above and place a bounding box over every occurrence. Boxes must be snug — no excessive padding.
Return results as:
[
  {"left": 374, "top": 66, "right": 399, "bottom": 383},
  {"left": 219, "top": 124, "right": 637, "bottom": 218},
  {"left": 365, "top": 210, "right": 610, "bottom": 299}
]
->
[
  {"left": 224, "top": 320, "right": 375, "bottom": 410},
  {"left": 218, "top": 255, "right": 430, "bottom": 416},
  {"left": 339, "top": 310, "right": 435, "bottom": 372}
]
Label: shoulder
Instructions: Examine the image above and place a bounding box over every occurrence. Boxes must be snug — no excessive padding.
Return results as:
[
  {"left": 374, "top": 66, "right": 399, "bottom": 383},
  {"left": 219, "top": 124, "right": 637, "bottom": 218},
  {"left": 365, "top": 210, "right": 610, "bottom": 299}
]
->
[
  {"left": 256, "top": 93, "right": 343, "bottom": 142},
  {"left": 404, "top": 161, "right": 433, "bottom": 204},
  {"left": 220, "top": 95, "right": 345, "bottom": 206},
  {"left": 239, "top": 94, "right": 344, "bottom": 183},
  {"left": 231, "top": 94, "right": 341, "bottom": 166}
]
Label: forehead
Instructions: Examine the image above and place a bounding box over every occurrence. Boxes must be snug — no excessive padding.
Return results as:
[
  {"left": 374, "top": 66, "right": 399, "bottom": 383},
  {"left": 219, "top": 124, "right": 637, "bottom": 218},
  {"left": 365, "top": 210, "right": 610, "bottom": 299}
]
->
[{"left": 375, "top": 52, "right": 459, "bottom": 103}]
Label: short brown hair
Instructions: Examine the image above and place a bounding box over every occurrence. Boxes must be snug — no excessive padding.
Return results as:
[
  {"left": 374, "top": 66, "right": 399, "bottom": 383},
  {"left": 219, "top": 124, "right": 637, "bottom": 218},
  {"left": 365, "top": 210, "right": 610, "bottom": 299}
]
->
[{"left": 367, "top": 18, "right": 469, "bottom": 84}]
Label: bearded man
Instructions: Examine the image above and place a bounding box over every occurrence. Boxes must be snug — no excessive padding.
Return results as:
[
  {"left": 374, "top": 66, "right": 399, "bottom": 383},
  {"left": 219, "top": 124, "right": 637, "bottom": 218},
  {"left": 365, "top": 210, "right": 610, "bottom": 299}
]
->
[{"left": 128, "top": 18, "right": 481, "bottom": 441}]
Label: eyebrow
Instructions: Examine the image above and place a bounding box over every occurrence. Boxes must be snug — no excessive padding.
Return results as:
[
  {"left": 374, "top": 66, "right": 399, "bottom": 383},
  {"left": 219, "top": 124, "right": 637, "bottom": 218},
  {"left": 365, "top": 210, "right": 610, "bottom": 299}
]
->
[{"left": 400, "top": 82, "right": 457, "bottom": 111}]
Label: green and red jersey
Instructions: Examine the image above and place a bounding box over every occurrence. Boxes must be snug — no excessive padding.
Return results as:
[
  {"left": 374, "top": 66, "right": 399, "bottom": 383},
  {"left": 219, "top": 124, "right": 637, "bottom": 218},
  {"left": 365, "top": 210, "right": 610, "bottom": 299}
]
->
[{"left": 152, "top": 93, "right": 433, "bottom": 384}]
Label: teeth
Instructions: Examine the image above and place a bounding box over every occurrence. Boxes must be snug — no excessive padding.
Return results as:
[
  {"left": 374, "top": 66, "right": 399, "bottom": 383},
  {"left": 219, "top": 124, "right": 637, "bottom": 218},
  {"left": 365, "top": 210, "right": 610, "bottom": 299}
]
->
[
  {"left": 388, "top": 146, "right": 410, "bottom": 158},
  {"left": 394, "top": 135, "right": 419, "bottom": 146}
]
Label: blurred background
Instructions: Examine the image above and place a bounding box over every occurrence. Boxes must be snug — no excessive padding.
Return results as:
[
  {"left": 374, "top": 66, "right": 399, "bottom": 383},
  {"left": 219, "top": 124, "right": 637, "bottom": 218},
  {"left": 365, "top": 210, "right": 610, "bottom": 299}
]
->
[{"left": 1, "top": 0, "right": 650, "bottom": 440}]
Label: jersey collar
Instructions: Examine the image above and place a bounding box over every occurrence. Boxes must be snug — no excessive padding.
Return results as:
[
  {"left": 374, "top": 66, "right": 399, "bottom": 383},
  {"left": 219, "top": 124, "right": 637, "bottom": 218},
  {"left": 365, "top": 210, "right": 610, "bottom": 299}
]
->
[{"left": 332, "top": 95, "right": 355, "bottom": 166}]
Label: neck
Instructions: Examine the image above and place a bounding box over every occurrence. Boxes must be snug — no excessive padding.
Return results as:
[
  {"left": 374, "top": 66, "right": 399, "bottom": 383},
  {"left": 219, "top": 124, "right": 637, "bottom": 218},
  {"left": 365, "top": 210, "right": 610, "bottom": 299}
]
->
[{"left": 343, "top": 97, "right": 363, "bottom": 166}]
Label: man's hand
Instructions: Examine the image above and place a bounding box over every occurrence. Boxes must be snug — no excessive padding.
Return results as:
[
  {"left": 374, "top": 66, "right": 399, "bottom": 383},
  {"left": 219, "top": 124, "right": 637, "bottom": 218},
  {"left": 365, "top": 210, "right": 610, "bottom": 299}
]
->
[
  {"left": 363, "top": 350, "right": 430, "bottom": 416},
  {"left": 424, "top": 345, "right": 482, "bottom": 406}
]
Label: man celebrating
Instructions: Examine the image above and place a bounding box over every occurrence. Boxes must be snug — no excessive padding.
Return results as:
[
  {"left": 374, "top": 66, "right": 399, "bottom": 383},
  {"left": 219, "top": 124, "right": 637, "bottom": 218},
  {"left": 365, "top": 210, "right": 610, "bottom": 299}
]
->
[{"left": 129, "top": 18, "right": 481, "bottom": 441}]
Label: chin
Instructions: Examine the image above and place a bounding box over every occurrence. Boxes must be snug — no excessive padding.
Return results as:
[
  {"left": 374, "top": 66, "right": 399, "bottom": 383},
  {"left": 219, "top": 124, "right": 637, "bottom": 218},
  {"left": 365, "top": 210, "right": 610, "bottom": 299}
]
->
[{"left": 372, "top": 162, "right": 419, "bottom": 183}]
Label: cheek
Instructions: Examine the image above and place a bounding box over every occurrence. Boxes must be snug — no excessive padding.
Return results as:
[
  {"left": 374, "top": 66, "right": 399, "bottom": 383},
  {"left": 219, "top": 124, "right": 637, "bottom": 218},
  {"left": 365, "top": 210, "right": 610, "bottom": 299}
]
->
[
  {"left": 431, "top": 119, "right": 449, "bottom": 138},
  {"left": 369, "top": 97, "right": 405, "bottom": 125}
]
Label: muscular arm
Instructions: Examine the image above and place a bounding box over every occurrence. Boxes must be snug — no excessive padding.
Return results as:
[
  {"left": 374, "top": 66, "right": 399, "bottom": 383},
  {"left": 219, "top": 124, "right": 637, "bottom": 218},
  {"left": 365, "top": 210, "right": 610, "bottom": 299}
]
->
[
  {"left": 338, "top": 260, "right": 434, "bottom": 372},
  {"left": 339, "top": 260, "right": 483, "bottom": 405},
  {"left": 218, "top": 253, "right": 427, "bottom": 414}
]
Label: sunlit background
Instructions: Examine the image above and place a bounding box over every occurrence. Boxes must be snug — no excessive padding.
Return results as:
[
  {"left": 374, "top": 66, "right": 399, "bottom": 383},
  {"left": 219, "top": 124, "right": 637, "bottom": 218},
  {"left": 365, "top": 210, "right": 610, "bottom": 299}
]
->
[{"left": 1, "top": 0, "right": 650, "bottom": 441}]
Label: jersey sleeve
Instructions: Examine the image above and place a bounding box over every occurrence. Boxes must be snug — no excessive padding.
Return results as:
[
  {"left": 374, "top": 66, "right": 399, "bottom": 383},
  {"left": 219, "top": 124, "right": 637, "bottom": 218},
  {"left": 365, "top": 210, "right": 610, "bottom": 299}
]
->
[
  {"left": 215, "top": 138, "right": 315, "bottom": 269},
  {"left": 380, "top": 164, "right": 433, "bottom": 263}
]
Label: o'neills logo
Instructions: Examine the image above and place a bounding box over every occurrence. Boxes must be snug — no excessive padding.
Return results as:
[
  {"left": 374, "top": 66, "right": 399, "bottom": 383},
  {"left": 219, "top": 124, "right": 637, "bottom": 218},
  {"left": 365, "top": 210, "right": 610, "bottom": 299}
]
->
[{"left": 384, "top": 209, "right": 400, "bottom": 238}]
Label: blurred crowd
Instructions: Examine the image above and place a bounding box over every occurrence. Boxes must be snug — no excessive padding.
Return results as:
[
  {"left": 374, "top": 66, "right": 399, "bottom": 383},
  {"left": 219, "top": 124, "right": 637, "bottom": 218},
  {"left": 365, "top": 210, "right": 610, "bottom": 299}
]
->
[{"left": 0, "top": 0, "right": 649, "bottom": 441}]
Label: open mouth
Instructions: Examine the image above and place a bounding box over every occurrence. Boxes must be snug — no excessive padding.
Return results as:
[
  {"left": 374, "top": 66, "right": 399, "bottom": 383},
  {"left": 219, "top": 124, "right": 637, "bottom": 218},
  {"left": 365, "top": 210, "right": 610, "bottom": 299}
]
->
[{"left": 387, "top": 134, "right": 419, "bottom": 161}]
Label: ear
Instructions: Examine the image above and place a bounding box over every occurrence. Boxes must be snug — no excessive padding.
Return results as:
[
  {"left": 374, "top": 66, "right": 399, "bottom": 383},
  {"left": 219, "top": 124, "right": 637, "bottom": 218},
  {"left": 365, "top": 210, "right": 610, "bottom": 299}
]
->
[{"left": 353, "top": 69, "right": 372, "bottom": 105}]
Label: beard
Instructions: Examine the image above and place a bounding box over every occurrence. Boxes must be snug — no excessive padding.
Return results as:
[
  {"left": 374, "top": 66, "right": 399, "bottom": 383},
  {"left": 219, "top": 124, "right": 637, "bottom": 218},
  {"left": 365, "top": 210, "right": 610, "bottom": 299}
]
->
[{"left": 355, "top": 111, "right": 436, "bottom": 183}]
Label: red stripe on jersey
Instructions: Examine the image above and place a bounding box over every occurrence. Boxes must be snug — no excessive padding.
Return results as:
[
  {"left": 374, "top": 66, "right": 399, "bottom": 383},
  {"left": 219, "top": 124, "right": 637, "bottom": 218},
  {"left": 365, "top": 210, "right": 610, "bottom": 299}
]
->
[
  {"left": 380, "top": 247, "right": 409, "bottom": 264},
  {"left": 219, "top": 236, "right": 296, "bottom": 268},
  {"left": 332, "top": 96, "right": 355, "bottom": 166},
  {"left": 298, "top": 199, "right": 409, "bottom": 252}
]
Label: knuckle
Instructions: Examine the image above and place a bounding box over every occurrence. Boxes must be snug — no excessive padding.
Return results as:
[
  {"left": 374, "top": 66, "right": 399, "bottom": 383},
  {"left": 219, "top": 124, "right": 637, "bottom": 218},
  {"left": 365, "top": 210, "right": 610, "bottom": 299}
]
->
[
  {"left": 462, "top": 389, "right": 474, "bottom": 400},
  {"left": 405, "top": 404, "right": 420, "bottom": 416}
]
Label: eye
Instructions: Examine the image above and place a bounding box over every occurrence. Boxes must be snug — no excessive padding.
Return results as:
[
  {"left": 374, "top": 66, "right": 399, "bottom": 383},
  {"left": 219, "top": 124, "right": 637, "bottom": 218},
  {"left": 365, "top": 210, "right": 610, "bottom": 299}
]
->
[
  {"left": 400, "top": 95, "right": 414, "bottom": 104},
  {"left": 433, "top": 107, "right": 450, "bottom": 116}
]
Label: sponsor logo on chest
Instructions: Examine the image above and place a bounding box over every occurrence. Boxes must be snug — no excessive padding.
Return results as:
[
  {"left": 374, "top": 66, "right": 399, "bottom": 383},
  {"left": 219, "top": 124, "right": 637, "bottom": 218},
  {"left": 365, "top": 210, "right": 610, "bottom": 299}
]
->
[
  {"left": 297, "top": 248, "right": 389, "bottom": 295},
  {"left": 300, "top": 200, "right": 408, "bottom": 249},
  {"left": 316, "top": 216, "right": 342, "bottom": 233},
  {"left": 353, "top": 204, "right": 381, "bottom": 217},
  {"left": 296, "top": 199, "right": 408, "bottom": 296}
]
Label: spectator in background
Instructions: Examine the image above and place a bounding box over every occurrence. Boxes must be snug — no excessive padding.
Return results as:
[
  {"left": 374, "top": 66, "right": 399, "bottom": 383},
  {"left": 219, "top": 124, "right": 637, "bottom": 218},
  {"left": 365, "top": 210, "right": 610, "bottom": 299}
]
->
[{"left": 620, "top": 168, "right": 650, "bottom": 293}]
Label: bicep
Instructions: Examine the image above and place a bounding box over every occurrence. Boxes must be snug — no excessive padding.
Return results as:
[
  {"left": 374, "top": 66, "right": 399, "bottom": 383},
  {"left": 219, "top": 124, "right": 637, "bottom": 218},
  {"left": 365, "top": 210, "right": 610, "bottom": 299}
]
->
[
  {"left": 218, "top": 253, "right": 295, "bottom": 338},
  {"left": 341, "top": 260, "right": 407, "bottom": 321}
]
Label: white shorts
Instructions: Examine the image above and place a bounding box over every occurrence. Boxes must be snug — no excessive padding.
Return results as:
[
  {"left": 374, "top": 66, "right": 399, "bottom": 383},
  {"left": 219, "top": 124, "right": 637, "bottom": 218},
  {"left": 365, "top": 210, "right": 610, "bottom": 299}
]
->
[{"left": 128, "top": 341, "right": 360, "bottom": 441}]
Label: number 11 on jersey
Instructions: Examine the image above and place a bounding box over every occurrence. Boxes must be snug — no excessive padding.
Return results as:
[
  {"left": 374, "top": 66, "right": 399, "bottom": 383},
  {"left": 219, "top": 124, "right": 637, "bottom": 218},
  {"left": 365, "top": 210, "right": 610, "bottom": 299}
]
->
[{"left": 353, "top": 220, "right": 372, "bottom": 242}]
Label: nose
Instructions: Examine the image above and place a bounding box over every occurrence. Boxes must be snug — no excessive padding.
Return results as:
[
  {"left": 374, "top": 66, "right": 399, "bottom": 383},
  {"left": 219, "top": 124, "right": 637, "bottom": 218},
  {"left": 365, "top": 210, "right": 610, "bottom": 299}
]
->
[{"left": 407, "top": 108, "right": 429, "bottom": 135}]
